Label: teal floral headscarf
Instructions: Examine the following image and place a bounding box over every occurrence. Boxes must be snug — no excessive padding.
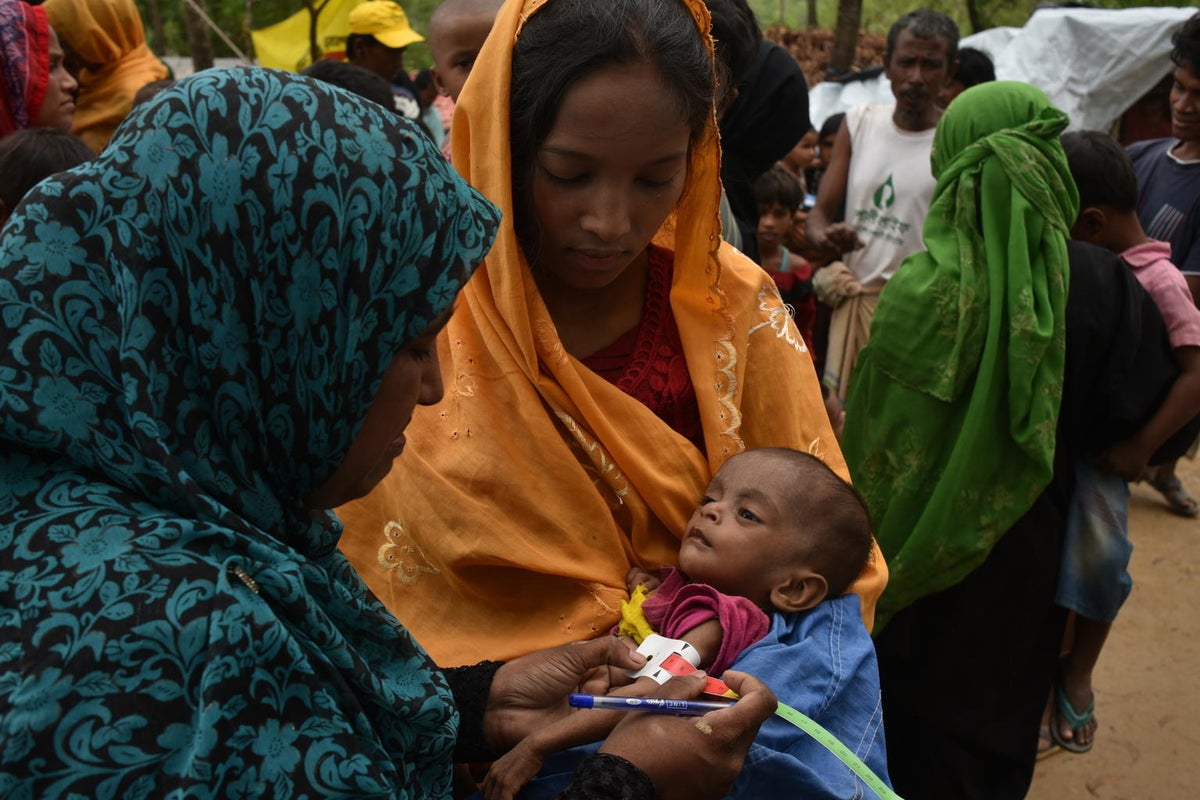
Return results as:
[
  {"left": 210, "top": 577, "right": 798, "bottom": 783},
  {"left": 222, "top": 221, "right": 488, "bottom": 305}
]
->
[{"left": 0, "top": 66, "right": 499, "bottom": 798}]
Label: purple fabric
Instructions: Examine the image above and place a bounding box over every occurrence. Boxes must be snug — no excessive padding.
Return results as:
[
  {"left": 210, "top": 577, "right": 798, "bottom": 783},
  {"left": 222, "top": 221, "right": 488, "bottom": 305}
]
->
[{"left": 641, "top": 567, "right": 770, "bottom": 675}]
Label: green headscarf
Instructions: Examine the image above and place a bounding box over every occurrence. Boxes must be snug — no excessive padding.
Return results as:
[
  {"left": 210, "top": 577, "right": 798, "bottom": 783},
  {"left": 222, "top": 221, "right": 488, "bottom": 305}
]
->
[{"left": 841, "top": 81, "right": 1079, "bottom": 632}]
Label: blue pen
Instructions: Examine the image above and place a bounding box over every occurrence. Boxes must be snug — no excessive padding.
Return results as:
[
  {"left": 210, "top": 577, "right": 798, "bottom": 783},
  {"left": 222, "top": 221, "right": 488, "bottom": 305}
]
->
[{"left": 569, "top": 693, "right": 736, "bottom": 716}]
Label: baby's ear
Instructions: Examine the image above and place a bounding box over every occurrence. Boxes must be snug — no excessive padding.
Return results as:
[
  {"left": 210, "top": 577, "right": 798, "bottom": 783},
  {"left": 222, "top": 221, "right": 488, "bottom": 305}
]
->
[{"left": 770, "top": 570, "right": 828, "bottom": 613}]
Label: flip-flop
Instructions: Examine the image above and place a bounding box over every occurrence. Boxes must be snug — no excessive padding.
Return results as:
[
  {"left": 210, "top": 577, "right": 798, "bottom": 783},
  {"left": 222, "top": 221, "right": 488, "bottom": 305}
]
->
[
  {"left": 1049, "top": 682, "right": 1095, "bottom": 754},
  {"left": 1148, "top": 474, "right": 1200, "bottom": 518}
]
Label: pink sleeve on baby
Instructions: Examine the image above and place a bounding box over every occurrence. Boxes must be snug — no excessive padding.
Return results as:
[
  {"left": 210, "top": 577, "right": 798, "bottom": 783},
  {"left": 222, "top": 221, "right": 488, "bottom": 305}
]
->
[{"left": 642, "top": 568, "right": 770, "bottom": 675}]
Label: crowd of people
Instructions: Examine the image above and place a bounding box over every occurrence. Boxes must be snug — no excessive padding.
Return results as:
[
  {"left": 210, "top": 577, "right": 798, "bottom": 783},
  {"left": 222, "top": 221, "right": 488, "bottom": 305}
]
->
[{"left": 2, "top": 0, "right": 1198, "bottom": 798}]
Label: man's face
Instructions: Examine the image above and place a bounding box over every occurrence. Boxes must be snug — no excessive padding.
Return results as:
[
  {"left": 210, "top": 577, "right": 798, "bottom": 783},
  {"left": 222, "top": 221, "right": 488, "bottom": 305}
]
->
[
  {"left": 352, "top": 38, "right": 407, "bottom": 83},
  {"left": 885, "top": 29, "right": 952, "bottom": 119},
  {"left": 1170, "top": 60, "right": 1200, "bottom": 143}
]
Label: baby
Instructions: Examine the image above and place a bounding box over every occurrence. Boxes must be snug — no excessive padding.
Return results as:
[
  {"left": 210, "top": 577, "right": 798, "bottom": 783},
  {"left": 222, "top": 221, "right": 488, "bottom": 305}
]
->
[{"left": 483, "top": 447, "right": 884, "bottom": 800}]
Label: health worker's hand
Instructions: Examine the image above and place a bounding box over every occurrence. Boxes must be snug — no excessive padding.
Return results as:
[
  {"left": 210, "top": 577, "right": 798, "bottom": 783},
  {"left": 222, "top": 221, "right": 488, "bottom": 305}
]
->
[
  {"left": 482, "top": 636, "right": 646, "bottom": 752},
  {"left": 600, "top": 670, "right": 777, "bottom": 800}
]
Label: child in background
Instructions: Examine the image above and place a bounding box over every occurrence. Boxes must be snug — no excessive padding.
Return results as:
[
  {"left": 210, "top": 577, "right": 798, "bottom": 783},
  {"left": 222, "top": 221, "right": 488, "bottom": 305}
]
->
[
  {"left": 427, "top": 0, "right": 502, "bottom": 158},
  {"left": 755, "top": 165, "right": 816, "bottom": 348},
  {"left": 940, "top": 46, "right": 995, "bottom": 106},
  {"left": 413, "top": 68, "right": 446, "bottom": 149},
  {"left": 0, "top": 127, "right": 92, "bottom": 226},
  {"left": 1053, "top": 130, "right": 1200, "bottom": 754},
  {"left": 483, "top": 448, "right": 889, "bottom": 800},
  {"left": 427, "top": 0, "right": 500, "bottom": 101},
  {"left": 778, "top": 126, "right": 817, "bottom": 192},
  {"left": 807, "top": 112, "right": 845, "bottom": 196}
]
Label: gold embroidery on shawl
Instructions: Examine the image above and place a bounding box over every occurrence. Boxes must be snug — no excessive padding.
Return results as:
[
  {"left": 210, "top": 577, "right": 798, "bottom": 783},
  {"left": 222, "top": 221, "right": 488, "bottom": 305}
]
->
[
  {"left": 535, "top": 318, "right": 570, "bottom": 367},
  {"left": 554, "top": 409, "right": 631, "bottom": 502},
  {"left": 440, "top": 338, "right": 478, "bottom": 440},
  {"left": 748, "top": 282, "right": 807, "bottom": 352},
  {"left": 561, "top": 584, "right": 624, "bottom": 638},
  {"left": 378, "top": 520, "right": 440, "bottom": 585}
]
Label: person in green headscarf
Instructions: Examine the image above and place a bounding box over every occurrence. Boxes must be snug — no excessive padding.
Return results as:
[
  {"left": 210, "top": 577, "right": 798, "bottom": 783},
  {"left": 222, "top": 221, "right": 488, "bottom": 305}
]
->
[{"left": 841, "top": 81, "right": 1189, "bottom": 798}]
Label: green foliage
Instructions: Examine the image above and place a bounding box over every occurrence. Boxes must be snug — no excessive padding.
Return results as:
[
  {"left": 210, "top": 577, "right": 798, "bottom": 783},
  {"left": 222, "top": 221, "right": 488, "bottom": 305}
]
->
[
  {"left": 136, "top": 0, "right": 1195, "bottom": 60},
  {"left": 749, "top": 0, "right": 1191, "bottom": 35}
]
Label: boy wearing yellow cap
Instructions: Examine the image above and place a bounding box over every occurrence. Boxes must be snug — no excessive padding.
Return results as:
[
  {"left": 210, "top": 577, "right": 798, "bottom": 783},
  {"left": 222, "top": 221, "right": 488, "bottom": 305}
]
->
[{"left": 346, "top": 0, "right": 423, "bottom": 120}]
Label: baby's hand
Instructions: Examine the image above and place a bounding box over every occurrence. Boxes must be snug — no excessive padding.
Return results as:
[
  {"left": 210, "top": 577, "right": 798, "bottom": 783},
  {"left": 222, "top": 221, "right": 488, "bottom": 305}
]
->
[
  {"left": 483, "top": 742, "right": 545, "bottom": 800},
  {"left": 626, "top": 566, "right": 660, "bottom": 595}
]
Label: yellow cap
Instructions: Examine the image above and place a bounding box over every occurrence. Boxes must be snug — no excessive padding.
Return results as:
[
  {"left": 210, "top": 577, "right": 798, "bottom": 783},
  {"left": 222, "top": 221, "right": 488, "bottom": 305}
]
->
[{"left": 348, "top": 1, "right": 425, "bottom": 50}]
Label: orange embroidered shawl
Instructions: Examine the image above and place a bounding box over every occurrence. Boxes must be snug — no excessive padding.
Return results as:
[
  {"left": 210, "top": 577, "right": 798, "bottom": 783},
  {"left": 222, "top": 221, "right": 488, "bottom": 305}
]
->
[{"left": 337, "top": 0, "right": 886, "bottom": 665}]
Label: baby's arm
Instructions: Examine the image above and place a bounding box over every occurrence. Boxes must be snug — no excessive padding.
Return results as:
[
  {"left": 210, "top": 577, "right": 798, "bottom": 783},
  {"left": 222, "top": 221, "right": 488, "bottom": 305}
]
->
[
  {"left": 1099, "top": 346, "right": 1200, "bottom": 479},
  {"left": 482, "top": 675, "right": 662, "bottom": 800}
]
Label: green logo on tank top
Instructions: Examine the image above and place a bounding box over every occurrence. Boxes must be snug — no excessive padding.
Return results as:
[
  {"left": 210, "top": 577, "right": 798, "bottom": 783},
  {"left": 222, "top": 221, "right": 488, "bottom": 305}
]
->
[{"left": 873, "top": 174, "right": 896, "bottom": 210}]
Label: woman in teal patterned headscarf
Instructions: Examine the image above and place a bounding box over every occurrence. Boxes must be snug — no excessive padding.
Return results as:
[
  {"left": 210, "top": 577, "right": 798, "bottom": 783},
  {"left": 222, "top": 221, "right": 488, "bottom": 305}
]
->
[
  {"left": 0, "top": 65, "right": 779, "bottom": 800},
  {"left": 0, "top": 66, "right": 500, "bottom": 797}
]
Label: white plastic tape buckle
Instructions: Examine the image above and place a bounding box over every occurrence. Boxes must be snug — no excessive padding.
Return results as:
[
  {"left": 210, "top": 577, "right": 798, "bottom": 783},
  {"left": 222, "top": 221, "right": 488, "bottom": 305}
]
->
[{"left": 626, "top": 633, "right": 701, "bottom": 684}]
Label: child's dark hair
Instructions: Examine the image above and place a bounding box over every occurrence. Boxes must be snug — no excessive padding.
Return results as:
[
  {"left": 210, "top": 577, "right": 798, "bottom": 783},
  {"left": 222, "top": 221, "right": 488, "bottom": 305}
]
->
[
  {"left": 1060, "top": 130, "right": 1138, "bottom": 213},
  {"left": 510, "top": 0, "right": 714, "bottom": 255},
  {"left": 0, "top": 129, "right": 93, "bottom": 222},
  {"left": 754, "top": 165, "right": 803, "bottom": 213},
  {"left": 953, "top": 47, "right": 995, "bottom": 89},
  {"left": 818, "top": 112, "right": 844, "bottom": 142},
  {"left": 1171, "top": 11, "right": 1200, "bottom": 68},
  {"left": 302, "top": 60, "right": 397, "bottom": 113},
  {"left": 759, "top": 447, "right": 873, "bottom": 598},
  {"left": 885, "top": 9, "right": 959, "bottom": 66}
]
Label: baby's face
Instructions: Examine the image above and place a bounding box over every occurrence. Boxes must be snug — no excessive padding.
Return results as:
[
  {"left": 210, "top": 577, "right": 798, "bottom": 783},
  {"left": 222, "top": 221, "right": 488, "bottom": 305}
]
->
[
  {"left": 679, "top": 451, "right": 810, "bottom": 608},
  {"left": 430, "top": 10, "right": 497, "bottom": 102}
]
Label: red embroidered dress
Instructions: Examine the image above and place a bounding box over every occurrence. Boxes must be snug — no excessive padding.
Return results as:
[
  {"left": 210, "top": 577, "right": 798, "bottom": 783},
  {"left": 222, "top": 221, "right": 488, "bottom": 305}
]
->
[{"left": 582, "top": 247, "right": 705, "bottom": 452}]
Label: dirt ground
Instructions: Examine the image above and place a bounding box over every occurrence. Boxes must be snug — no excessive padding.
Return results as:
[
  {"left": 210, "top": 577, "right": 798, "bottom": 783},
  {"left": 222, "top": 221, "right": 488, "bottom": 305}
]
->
[{"left": 1026, "top": 457, "right": 1200, "bottom": 800}]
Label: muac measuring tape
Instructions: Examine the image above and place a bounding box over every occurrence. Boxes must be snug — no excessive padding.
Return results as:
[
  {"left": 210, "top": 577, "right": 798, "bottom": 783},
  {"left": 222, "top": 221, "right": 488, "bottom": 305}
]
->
[{"left": 629, "top": 634, "right": 904, "bottom": 800}]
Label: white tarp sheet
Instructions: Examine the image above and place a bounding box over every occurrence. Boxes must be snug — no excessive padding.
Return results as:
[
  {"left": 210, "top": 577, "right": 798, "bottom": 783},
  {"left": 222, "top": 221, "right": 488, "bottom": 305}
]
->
[{"left": 808, "top": 6, "right": 1196, "bottom": 133}]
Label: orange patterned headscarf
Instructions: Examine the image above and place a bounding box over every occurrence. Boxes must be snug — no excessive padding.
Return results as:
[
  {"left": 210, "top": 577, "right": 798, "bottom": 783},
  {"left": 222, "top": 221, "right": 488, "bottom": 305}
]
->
[
  {"left": 44, "top": 0, "right": 169, "bottom": 152},
  {"left": 338, "top": 0, "right": 885, "bottom": 664}
]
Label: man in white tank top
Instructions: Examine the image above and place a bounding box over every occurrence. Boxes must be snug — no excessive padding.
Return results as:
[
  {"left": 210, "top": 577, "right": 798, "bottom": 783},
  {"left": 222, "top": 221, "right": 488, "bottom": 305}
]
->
[{"left": 805, "top": 9, "right": 958, "bottom": 400}]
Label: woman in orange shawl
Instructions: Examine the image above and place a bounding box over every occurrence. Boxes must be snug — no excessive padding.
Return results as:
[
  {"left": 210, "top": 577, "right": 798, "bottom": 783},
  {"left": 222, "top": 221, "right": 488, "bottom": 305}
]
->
[
  {"left": 43, "top": 0, "right": 168, "bottom": 153},
  {"left": 338, "top": 0, "right": 886, "bottom": 666}
]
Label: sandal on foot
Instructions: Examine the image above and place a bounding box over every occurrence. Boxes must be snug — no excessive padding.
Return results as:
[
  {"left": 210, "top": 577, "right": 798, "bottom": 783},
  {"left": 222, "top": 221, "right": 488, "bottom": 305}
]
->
[
  {"left": 1148, "top": 474, "right": 1200, "bottom": 518},
  {"left": 1049, "top": 682, "right": 1095, "bottom": 754}
]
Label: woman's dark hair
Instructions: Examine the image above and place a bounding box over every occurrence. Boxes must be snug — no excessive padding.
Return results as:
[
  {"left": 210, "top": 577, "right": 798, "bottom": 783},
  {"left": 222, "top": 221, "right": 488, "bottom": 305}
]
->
[
  {"left": 510, "top": 0, "right": 714, "bottom": 255},
  {"left": 0, "top": 129, "right": 94, "bottom": 223},
  {"left": 1060, "top": 130, "right": 1138, "bottom": 212},
  {"left": 1172, "top": 11, "right": 1200, "bottom": 70},
  {"left": 754, "top": 164, "right": 803, "bottom": 213},
  {"left": 705, "top": 0, "right": 761, "bottom": 107}
]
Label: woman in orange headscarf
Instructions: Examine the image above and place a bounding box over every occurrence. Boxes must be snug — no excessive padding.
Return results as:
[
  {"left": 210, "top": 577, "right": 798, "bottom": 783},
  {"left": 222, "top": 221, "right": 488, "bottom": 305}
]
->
[
  {"left": 43, "top": 0, "right": 168, "bottom": 152},
  {"left": 338, "top": 0, "right": 886, "bottom": 666}
]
